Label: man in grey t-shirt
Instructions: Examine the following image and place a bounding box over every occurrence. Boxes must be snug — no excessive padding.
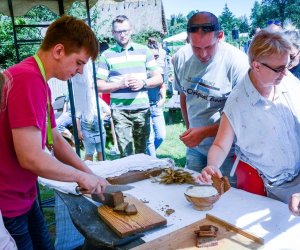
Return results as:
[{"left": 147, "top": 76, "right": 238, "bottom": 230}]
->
[{"left": 173, "top": 11, "right": 249, "bottom": 183}]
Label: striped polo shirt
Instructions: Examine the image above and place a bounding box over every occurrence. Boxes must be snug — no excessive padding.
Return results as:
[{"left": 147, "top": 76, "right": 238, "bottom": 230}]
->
[{"left": 97, "top": 42, "right": 158, "bottom": 110}]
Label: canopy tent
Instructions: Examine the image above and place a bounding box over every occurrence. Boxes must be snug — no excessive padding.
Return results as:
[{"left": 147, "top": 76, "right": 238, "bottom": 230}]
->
[
  {"left": 0, "top": 0, "right": 167, "bottom": 157},
  {"left": 0, "top": 0, "right": 98, "bottom": 16},
  {"left": 0, "top": 0, "right": 167, "bottom": 35},
  {"left": 163, "top": 31, "right": 187, "bottom": 43}
]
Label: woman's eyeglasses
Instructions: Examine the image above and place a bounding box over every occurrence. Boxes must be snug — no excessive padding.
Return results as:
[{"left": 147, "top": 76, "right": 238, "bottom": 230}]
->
[{"left": 260, "top": 62, "right": 287, "bottom": 74}]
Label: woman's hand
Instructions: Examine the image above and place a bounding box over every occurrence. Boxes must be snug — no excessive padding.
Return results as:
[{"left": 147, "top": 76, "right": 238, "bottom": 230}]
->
[
  {"left": 196, "top": 165, "right": 222, "bottom": 184},
  {"left": 289, "top": 193, "right": 300, "bottom": 216}
]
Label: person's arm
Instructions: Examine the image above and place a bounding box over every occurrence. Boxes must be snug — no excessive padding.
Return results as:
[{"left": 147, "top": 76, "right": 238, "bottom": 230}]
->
[
  {"left": 179, "top": 91, "right": 220, "bottom": 148},
  {"left": 196, "top": 114, "right": 235, "bottom": 183},
  {"left": 289, "top": 193, "right": 300, "bottom": 216},
  {"left": 62, "top": 100, "right": 68, "bottom": 113},
  {"left": 97, "top": 78, "right": 129, "bottom": 93},
  {"left": 12, "top": 126, "right": 107, "bottom": 194},
  {"left": 144, "top": 69, "right": 163, "bottom": 88},
  {"left": 180, "top": 123, "right": 220, "bottom": 148},
  {"left": 126, "top": 69, "right": 163, "bottom": 91},
  {"left": 99, "top": 97, "right": 111, "bottom": 115},
  {"left": 157, "top": 83, "right": 166, "bottom": 107},
  {"left": 97, "top": 52, "right": 129, "bottom": 93},
  {"left": 180, "top": 93, "right": 189, "bottom": 129},
  {"left": 76, "top": 118, "right": 83, "bottom": 141}
]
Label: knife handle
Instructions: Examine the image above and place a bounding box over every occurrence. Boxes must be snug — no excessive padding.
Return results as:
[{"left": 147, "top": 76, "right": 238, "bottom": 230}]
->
[{"left": 75, "top": 186, "right": 87, "bottom": 194}]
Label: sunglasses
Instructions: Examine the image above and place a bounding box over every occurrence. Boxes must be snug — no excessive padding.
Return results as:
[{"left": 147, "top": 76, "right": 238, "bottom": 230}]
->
[
  {"left": 260, "top": 62, "right": 287, "bottom": 74},
  {"left": 187, "top": 24, "right": 219, "bottom": 33},
  {"left": 266, "top": 20, "right": 282, "bottom": 26}
]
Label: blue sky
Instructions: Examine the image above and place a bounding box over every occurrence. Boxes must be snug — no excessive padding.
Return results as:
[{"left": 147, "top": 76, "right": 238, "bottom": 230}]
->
[{"left": 162, "top": 0, "right": 261, "bottom": 19}]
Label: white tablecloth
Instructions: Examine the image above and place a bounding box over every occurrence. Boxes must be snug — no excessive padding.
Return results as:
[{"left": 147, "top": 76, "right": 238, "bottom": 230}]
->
[
  {"left": 39, "top": 154, "right": 300, "bottom": 249},
  {"left": 124, "top": 179, "right": 300, "bottom": 250}
]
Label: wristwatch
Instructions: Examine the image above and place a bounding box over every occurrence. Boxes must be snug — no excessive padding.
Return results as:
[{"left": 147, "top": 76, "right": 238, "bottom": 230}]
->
[{"left": 142, "top": 80, "right": 148, "bottom": 88}]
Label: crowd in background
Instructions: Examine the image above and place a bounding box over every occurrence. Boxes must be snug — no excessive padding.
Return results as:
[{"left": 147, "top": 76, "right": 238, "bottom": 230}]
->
[{"left": 1, "top": 9, "right": 300, "bottom": 250}]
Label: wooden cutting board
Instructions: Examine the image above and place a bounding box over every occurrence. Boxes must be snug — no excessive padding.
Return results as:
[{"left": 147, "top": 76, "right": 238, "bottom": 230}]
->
[
  {"left": 97, "top": 194, "right": 167, "bottom": 238},
  {"left": 132, "top": 214, "right": 263, "bottom": 250}
]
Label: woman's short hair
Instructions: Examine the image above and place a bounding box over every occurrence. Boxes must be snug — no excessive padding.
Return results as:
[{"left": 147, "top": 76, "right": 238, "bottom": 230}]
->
[
  {"left": 40, "top": 15, "right": 98, "bottom": 61},
  {"left": 248, "top": 30, "right": 291, "bottom": 64},
  {"left": 284, "top": 30, "right": 300, "bottom": 50}
]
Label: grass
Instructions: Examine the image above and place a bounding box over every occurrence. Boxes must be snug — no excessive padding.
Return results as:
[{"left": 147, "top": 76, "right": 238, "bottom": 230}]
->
[
  {"left": 40, "top": 105, "right": 186, "bottom": 243},
  {"left": 156, "top": 109, "right": 186, "bottom": 167}
]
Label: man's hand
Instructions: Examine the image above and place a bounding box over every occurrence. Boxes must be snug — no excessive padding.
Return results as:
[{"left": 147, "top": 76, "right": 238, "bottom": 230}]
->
[
  {"left": 77, "top": 130, "right": 84, "bottom": 141},
  {"left": 127, "top": 76, "right": 144, "bottom": 91},
  {"left": 289, "top": 193, "right": 300, "bottom": 216},
  {"left": 179, "top": 127, "right": 207, "bottom": 148},
  {"left": 196, "top": 166, "right": 222, "bottom": 184},
  {"left": 157, "top": 98, "right": 165, "bottom": 108},
  {"left": 77, "top": 173, "right": 108, "bottom": 199}
]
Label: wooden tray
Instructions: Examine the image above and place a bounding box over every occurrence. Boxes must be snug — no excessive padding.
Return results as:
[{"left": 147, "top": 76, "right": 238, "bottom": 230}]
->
[
  {"left": 132, "top": 214, "right": 263, "bottom": 249},
  {"left": 98, "top": 194, "right": 167, "bottom": 238},
  {"left": 106, "top": 167, "right": 163, "bottom": 184}
]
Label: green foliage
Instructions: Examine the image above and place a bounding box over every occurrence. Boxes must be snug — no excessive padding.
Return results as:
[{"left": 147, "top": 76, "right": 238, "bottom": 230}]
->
[
  {"left": 0, "top": 15, "right": 15, "bottom": 69},
  {"left": 0, "top": 5, "right": 58, "bottom": 69},
  {"left": 251, "top": 0, "right": 300, "bottom": 29},
  {"left": 132, "top": 30, "right": 162, "bottom": 45},
  {"left": 157, "top": 109, "right": 186, "bottom": 167},
  {"left": 219, "top": 4, "right": 238, "bottom": 38},
  {"left": 167, "top": 13, "right": 187, "bottom": 36}
]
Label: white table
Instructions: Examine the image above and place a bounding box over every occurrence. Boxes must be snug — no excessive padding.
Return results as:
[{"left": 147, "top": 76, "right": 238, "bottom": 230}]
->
[
  {"left": 123, "top": 178, "right": 300, "bottom": 250},
  {"left": 40, "top": 154, "right": 300, "bottom": 249}
]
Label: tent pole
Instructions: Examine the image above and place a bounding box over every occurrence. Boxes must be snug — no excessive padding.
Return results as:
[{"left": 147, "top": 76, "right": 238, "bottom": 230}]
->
[
  {"left": 7, "top": 0, "right": 20, "bottom": 62},
  {"left": 85, "top": 0, "right": 106, "bottom": 160}
]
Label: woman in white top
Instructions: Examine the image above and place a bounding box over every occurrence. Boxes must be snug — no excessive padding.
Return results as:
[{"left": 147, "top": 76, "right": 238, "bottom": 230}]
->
[{"left": 196, "top": 30, "right": 300, "bottom": 204}]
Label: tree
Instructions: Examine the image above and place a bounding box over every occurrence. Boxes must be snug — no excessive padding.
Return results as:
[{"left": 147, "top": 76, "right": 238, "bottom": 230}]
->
[
  {"left": 218, "top": 4, "right": 238, "bottom": 40},
  {"left": 166, "top": 13, "right": 187, "bottom": 36},
  {"left": 237, "top": 15, "right": 250, "bottom": 33},
  {"left": 186, "top": 10, "right": 198, "bottom": 21},
  {"left": 250, "top": 0, "right": 300, "bottom": 29}
]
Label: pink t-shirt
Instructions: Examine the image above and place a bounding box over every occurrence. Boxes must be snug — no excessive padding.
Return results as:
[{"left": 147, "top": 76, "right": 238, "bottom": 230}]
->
[{"left": 0, "top": 57, "right": 56, "bottom": 218}]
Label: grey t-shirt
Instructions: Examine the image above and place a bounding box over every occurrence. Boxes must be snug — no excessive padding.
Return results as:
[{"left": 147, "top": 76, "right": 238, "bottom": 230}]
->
[{"left": 173, "top": 42, "right": 249, "bottom": 154}]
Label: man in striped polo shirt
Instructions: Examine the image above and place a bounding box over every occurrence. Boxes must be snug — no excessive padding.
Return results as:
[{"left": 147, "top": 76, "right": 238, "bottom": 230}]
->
[{"left": 97, "top": 15, "right": 163, "bottom": 157}]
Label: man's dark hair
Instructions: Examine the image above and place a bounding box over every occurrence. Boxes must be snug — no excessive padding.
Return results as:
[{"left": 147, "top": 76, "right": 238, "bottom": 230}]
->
[
  {"left": 187, "top": 11, "right": 220, "bottom": 34},
  {"left": 112, "top": 15, "right": 130, "bottom": 28},
  {"left": 40, "top": 15, "right": 99, "bottom": 60}
]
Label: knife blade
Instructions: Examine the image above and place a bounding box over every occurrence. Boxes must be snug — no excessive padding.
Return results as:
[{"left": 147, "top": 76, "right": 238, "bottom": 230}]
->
[
  {"left": 75, "top": 184, "right": 134, "bottom": 195},
  {"left": 104, "top": 184, "right": 134, "bottom": 193}
]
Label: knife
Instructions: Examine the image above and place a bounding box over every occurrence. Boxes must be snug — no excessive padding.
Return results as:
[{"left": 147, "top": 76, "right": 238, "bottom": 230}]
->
[
  {"left": 75, "top": 184, "right": 134, "bottom": 204},
  {"left": 75, "top": 184, "right": 134, "bottom": 194}
]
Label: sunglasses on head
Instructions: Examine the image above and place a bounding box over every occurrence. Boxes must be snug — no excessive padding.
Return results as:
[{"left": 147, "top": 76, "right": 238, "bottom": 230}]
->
[
  {"left": 266, "top": 20, "right": 282, "bottom": 26},
  {"left": 187, "top": 24, "right": 219, "bottom": 33}
]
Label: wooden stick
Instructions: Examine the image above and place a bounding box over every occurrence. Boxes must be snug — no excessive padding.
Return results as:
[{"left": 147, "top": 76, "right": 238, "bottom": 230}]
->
[{"left": 206, "top": 214, "right": 264, "bottom": 245}]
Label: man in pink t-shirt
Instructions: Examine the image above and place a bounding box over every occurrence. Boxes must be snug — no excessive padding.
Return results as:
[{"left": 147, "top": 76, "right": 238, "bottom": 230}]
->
[{"left": 0, "top": 16, "right": 108, "bottom": 250}]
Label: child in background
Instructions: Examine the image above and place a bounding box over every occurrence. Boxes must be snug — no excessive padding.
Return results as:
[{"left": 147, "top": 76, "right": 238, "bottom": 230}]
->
[
  {"left": 72, "top": 60, "right": 107, "bottom": 161},
  {"left": 76, "top": 96, "right": 109, "bottom": 161}
]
